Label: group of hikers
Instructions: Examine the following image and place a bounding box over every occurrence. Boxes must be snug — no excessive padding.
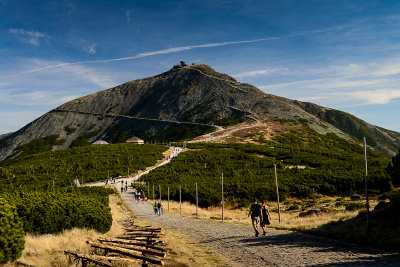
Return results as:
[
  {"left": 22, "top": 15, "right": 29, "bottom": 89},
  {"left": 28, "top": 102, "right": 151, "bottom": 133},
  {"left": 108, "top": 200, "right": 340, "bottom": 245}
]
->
[
  {"left": 133, "top": 189, "right": 146, "bottom": 202},
  {"left": 248, "top": 197, "right": 272, "bottom": 237},
  {"left": 120, "top": 180, "right": 128, "bottom": 193}
]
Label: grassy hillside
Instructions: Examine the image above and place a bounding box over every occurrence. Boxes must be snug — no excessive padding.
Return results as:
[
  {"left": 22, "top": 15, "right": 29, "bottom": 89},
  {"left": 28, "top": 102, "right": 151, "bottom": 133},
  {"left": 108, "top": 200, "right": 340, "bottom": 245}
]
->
[
  {"left": 141, "top": 128, "right": 392, "bottom": 207},
  {"left": 0, "top": 143, "right": 168, "bottom": 191}
]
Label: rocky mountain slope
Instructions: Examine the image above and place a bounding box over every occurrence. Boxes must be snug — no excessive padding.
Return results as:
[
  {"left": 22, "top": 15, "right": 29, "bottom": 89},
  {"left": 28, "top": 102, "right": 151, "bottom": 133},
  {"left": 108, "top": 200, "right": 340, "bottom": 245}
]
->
[{"left": 1, "top": 64, "right": 399, "bottom": 161}]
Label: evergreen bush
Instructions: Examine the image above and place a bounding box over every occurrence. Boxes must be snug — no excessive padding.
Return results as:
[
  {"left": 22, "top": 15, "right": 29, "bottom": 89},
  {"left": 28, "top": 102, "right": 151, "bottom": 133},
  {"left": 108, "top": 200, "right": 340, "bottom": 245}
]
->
[{"left": 0, "top": 197, "right": 25, "bottom": 264}]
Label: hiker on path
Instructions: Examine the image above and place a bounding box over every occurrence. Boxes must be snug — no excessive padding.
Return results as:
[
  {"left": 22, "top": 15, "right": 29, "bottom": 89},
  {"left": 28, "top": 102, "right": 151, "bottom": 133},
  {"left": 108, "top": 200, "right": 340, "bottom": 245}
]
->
[
  {"left": 142, "top": 192, "right": 146, "bottom": 201},
  {"left": 157, "top": 201, "right": 163, "bottom": 216},
  {"left": 125, "top": 181, "right": 128, "bottom": 192},
  {"left": 248, "top": 198, "right": 263, "bottom": 237},
  {"left": 260, "top": 200, "right": 272, "bottom": 236},
  {"left": 153, "top": 201, "right": 158, "bottom": 215},
  {"left": 137, "top": 191, "right": 141, "bottom": 203},
  {"left": 121, "top": 185, "right": 124, "bottom": 194}
]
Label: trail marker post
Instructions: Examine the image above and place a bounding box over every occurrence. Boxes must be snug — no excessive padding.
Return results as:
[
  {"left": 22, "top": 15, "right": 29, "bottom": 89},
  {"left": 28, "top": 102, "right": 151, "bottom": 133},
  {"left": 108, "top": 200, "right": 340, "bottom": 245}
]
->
[
  {"left": 221, "top": 172, "right": 224, "bottom": 223},
  {"left": 179, "top": 186, "right": 182, "bottom": 216},
  {"left": 196, "top": 182, "right": 198, "bottom": 217},
  {"left": 364, "top": 137, "right": 370, "bottom": 230},
  {"left": 274, "top": 164, "right": 281, "bottom": 223}
]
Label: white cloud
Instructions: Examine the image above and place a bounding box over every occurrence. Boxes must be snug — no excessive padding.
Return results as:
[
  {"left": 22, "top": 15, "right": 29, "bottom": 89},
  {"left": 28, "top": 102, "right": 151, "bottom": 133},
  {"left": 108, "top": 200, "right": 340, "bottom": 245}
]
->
[
  {"left": 0, "top": 89, "right": 78, "bottom": 107},
  {"left": 126, "top": 9, "right": 134, "bottom": 23},
  {"left": 9, "top": 28, "right": 47, "bottom": 46},
  {"left": 338, "top": 89, "right": 400, "bottom": 104},
  {"left": 234, "top": 68, "right": 286, "bottom": 78}
]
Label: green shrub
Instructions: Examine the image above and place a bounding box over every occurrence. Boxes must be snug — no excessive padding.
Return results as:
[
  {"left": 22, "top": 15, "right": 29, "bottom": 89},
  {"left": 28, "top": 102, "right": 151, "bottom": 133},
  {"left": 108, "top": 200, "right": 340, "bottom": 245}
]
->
[
  {"left": 1, "top": 188, "right": 113, "bottom": 234},
  {"left": 0, "top": 198, "right": 25, "bottom": 264},
  {"left": 287, "top": 204, "right": 299, "bottom": 211},
  {"left": 345, "top": 202, "right": 365, "bottom": 211}
]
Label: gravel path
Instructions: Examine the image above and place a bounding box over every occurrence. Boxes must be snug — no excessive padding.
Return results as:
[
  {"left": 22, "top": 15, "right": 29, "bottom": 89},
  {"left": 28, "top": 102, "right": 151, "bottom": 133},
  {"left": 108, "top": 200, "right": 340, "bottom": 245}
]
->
[{"left": 120, "top": 192, "right": 399, "bottom": 267}]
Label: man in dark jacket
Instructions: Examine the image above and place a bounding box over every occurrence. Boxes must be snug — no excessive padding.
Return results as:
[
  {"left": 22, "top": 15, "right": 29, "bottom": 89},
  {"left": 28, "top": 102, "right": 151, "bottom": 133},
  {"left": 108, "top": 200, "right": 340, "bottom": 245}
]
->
[{"left": 248, "top": 197, "right": 263, "bottom": 236}]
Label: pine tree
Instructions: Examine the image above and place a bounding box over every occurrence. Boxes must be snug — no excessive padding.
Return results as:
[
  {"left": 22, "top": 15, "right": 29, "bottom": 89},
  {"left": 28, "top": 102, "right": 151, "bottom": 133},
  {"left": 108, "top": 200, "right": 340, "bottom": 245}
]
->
[
  {"left": 387, "top": 149, "right": 400, "bottom": 187},
  {"left": 0, "top": 198, "right": 25, "bottom": 263}
]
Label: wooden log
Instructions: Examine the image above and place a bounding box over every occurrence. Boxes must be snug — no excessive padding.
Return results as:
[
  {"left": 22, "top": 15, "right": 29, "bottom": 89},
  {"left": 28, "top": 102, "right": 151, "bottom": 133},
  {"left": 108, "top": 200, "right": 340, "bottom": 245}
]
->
[
  {"left": 15, "top": 261, "right": 35, "bottom": 267},
  {"left": 64, "top": 251, "right": 113, "bottom": 267},
  {"left": 116, "top": 235, "right": 158, "bottom": 242},
  {"left": 99, "top": 241, "right": 166, "bottom": 258},
  {"left": 87, "top": 241, "right": 164, "bottom": 265},
  {"left": 123, "top": 233, "right": 161, "bottom": 238},
  {"left": 98, "top": 238, "right": 166, "bottom": 252},
  {"left": 124, "top": 228, "right": 162, "bottom": 232}
]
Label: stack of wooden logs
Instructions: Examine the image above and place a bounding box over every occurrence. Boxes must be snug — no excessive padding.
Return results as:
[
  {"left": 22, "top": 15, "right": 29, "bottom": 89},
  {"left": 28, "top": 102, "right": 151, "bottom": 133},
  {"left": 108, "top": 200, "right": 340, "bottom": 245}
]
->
[{"left": 65, "top": 220, "right": 167, "bottom": 266}]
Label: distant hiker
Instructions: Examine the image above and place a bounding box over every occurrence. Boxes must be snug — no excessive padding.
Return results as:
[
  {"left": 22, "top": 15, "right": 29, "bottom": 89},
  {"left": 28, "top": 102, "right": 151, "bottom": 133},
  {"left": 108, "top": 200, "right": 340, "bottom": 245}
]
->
[
  {"left": 248, "top": 198, "right": 262, "bottom": 237},
  {"left": 142, "top": 192, "right": 146, "bottom": 201},
  {"left": 154, "top": 201, "right": 158, "bottom": 215},
  {"left": 137, "top": 191, "right": 141, "bottom": 203},
  {"left": 157, "top": 201, "right": 163, "bottom": 216},
  {"left": 260, "top": 200, "right": 272, "bottom": 236},
  {"left": 121, "top": 185, "right": 124, "bottom": 194},
  {"left": 125, "top": 181, "right": 128, "bottom": 191}
]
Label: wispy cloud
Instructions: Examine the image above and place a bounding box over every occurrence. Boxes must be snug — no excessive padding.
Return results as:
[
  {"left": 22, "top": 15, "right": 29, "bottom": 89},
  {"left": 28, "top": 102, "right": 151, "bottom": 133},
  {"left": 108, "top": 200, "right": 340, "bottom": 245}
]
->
[
  {"left": 9, "top": 28, "right": 47, "bottom": 46},
  {"left": 15, "top": 28, "right": 337, "bottom": 75},
  {"left": 126, "top": 9, "right": 134, "bottom": 23},
  {"left": 234, "top": 68, "right": 287, "bottom": 78}
]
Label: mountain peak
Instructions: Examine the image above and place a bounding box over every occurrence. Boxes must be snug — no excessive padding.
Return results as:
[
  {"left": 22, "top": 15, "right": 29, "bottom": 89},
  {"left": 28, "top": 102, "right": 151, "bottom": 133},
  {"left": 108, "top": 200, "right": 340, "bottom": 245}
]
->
[{"left": 0, "top": 63, "right": 399, "bottom": 161}]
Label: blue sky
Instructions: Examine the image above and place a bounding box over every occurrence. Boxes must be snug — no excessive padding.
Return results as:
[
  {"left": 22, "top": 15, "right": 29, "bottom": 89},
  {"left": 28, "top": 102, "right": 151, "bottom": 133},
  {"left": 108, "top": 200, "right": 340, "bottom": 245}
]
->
[{"left": 1, "top": 0, "right": 400, "bottom": 134}]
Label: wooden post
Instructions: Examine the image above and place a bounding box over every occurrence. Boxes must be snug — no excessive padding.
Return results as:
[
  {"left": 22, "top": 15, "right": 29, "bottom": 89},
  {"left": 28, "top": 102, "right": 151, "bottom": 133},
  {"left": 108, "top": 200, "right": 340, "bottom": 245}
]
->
[
  {"left": 364, "top": 137, "right": 370, "bottom": 230},
  {"left": 159, "top": 184, "right": 161, "bottom": 201},
  {"left": 179, "top": 186, "right": 182, "bottom": 216},
  {"left": 196, "top": 182, "right": 198, "bottom": 217},
  {"left": 274, "top": 164, "right": 281, "bottom": 223},
  {"left": 221, "top": 172, "right": 224, "bottom": 223},
  {"left": 152, "top": 184, "right": 155, "bottom": 200},
  {"left": 168, "top": 186, "right": 170, "bottom": 211}
]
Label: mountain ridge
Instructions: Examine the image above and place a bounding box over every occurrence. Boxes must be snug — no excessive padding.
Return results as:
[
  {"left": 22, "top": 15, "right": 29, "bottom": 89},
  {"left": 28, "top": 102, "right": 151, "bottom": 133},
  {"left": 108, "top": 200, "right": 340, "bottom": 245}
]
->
[{"left": 1, "top": 64, "right": 399, "bottom": 161}]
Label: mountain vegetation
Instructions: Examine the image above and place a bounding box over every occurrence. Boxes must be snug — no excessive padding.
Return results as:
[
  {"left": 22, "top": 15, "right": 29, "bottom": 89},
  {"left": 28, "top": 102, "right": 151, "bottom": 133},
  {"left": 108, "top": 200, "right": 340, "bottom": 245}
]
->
[
  {"left": 0, "top": 197, "right": 25, "bottom": 264},
  {"left": 0, "top": 143, "right": 167, "bottom": 191},
  {"left": 141, "top": 128, "right": 392, "bottom": 207}
]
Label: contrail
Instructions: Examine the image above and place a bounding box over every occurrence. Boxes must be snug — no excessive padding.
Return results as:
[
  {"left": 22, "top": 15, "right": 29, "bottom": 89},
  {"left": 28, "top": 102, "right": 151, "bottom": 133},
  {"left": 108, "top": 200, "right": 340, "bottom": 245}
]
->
[{"left": 15, "top": 27, "right": 338, "bottom": 75}]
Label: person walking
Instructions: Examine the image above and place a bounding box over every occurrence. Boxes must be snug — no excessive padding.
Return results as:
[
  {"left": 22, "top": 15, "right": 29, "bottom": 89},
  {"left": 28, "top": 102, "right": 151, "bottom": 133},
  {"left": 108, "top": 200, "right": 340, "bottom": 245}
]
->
[
  {"left": 260, "top": 200, "right": 272, "bottom": 236},
  {"left": 157, "top": 201, "right": 163, "bottom": 216},
  {"left": 248, "top": 198, "right": 263, "bottom": 236},
  {"left": 153, "top": 201, "right": 158, "bottom": 215},
  {"left": 125, "top": 181, "right": 128, "bottom": 192},
  {"left": 137, "top": 191, "right": 141, "bottom": 203}
]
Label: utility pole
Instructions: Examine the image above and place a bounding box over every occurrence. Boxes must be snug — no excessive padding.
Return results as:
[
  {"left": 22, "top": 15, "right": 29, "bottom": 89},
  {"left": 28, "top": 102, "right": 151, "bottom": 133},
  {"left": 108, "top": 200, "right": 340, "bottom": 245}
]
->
[
  {"left": 168, "top": 186, "right": 170, "bottom": 211},
  {"left": 274, "top": 164, "right": 281, "bottom": 223},
  {"left": 221, "top": 173, "right": 224, "bottom": 223},
  {"left": 364, "top": 137, "right": 370, "bottom": 230},
  {"left": 179, "top": 186, "right": 182, "bottom": 216}
]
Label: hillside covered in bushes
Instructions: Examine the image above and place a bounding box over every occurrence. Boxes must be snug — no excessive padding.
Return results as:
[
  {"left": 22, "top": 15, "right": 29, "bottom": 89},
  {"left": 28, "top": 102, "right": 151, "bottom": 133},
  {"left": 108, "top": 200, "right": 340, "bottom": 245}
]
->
[
  {"left": 141, "top": 129, "right": 392, "bottom": 207},
  {"left": 0, "top": 143, "right": 168, "bottom": 191}
]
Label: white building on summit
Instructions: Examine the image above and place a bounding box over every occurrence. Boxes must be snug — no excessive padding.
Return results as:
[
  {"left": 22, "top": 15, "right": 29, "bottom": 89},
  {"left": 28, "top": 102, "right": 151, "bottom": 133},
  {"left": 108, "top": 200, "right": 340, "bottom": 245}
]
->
[
  {"left": 126, "top": 136, "right": 144, "bottom": 144},
  {"left": 92, "top": 140, "right": 109, "bottom": 145}
]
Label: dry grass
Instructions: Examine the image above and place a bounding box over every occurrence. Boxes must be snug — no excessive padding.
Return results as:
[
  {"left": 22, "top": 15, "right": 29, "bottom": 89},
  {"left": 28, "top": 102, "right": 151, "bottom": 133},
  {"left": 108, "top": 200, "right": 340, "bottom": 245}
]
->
[
  {"left": 161, "top": 197, "right": 374, "bottom": 232},
  {"left": 9, "top": 190, "right": 231, "bottom": 267}
]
